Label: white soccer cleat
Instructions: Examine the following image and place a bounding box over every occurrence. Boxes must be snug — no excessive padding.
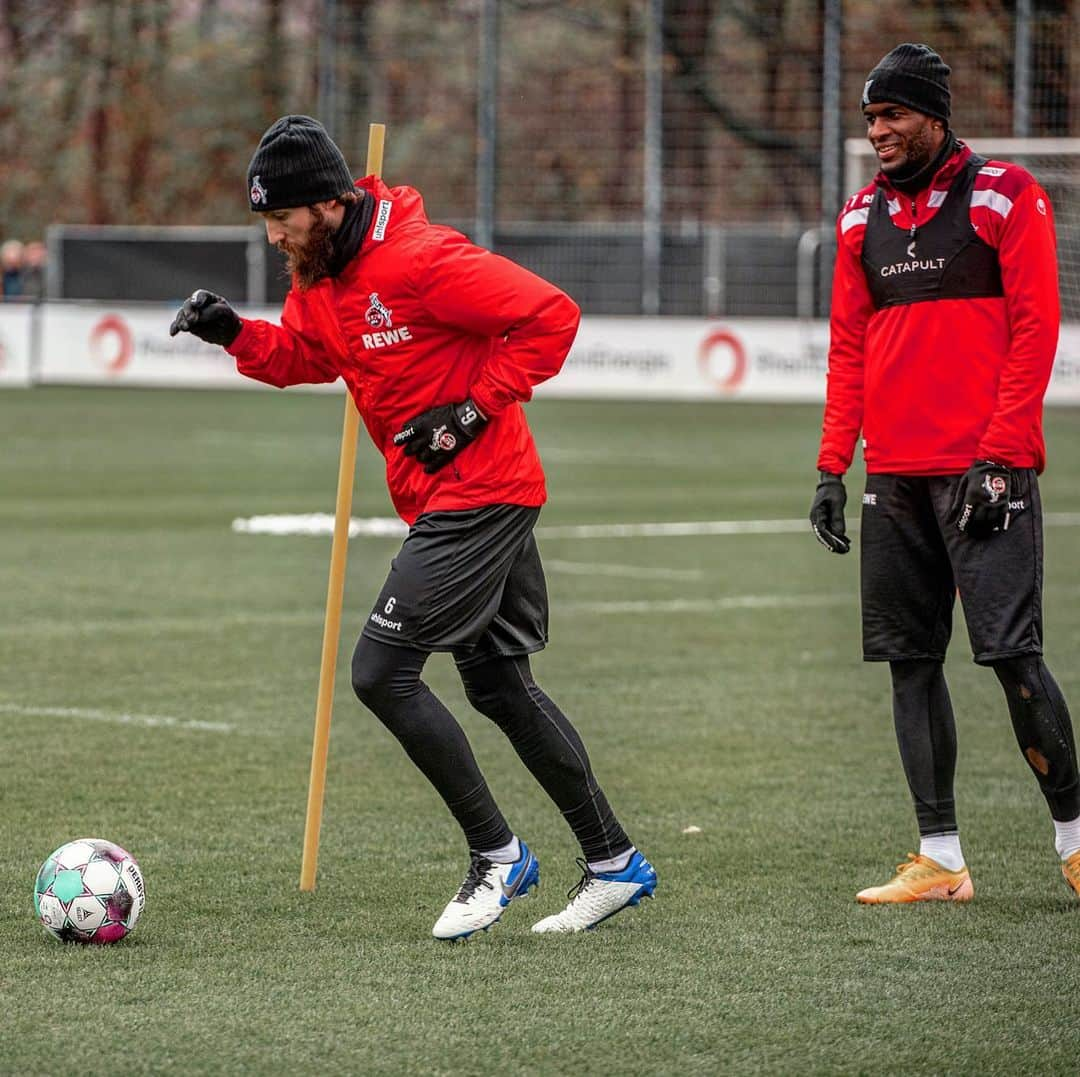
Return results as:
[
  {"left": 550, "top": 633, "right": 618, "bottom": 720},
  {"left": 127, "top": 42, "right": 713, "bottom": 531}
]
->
[
  {"left": 432, "top": 841, "right": 540, "bottom": 941},
  {"left": 531, "top": 851, "right": 657, "bottom": 934}
]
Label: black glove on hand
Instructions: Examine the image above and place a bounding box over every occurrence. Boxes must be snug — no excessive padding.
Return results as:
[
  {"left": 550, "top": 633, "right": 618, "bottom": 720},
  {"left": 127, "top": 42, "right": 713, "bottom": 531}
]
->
[
  {"left": 809, "top": 471, "right": 851, "bottom": 554},
  {"left": 392, "top": 398, "right": 488, "bottom": 474},
  {"left": 169, "top": 290, "right": 242, "bottom": 346},
  {"left": 950, "top": 459, "right": 1012, "bottom": 538}
]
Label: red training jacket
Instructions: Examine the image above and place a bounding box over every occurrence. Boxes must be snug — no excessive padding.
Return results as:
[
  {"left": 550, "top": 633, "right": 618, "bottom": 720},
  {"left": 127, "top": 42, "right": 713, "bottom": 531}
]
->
[
  {"left": 818, "top": 142, "right": 1060, "bottom": 476},
  {"left": 227, "top": 176, "right": 581, "bottom": 524}
]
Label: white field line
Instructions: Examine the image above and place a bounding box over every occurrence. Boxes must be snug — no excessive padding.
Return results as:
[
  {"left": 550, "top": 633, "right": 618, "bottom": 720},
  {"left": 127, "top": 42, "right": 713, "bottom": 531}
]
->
[
  {"left": 233, "top": 512, "right": 1080, "bottom": 540},
  {"left": 537, "top": 519, "right": 809, "bottom": 538},
  {"left": 4, "top": 593, "right": 854, "bottom": 642},
  {"left": 17, "top": 582, "right": 1080, "bottom": 636},
  {"left": 231, "top": 514, "right": 812, "bottom": 539},
  {"left": 22, "top": 581, "right": 1080, "bottom": 637},
  {"left": 0, "top": 702, "right": 236, "bottom": 734},
  {"left": 564, "top": 594, "right": 851, "bottom": 614},
  {"left": 232, "top": 514, "right": 407, "bottom": 537},
  {"left": 544, "top": 559, "right": 703, "bottom": 581},
  {"left": 0, "top": 610, "right": 328, "bottom": 639}
]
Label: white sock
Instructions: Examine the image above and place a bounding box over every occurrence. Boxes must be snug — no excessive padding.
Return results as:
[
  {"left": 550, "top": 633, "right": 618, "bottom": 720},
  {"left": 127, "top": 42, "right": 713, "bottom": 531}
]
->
[
  {"left": 1053, "top": 815, "right": 1080, "bottom": 860},
  {"left": 919, "top": 832, "right": 965, "bottom": 871},
  {"left": 477, "top": 836, "right": 520, "bottom": 864},
  {"left": 587, "top": 847, "right": 636, "bottom": 875}
]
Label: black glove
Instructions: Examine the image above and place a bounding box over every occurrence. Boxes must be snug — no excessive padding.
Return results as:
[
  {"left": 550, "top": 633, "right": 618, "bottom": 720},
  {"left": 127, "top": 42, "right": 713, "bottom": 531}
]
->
[
  {"left": 809, "top": 471, "right": 851, "bottom": 554},
  {"left": 392, "top": 398, "right": 488, "bottom": 474},
  {"left": 950, "top": 459, "right": 1012, "bottom": 538},
  {"left": 169, "top": 289, "right": 242, "bottom": 346}
]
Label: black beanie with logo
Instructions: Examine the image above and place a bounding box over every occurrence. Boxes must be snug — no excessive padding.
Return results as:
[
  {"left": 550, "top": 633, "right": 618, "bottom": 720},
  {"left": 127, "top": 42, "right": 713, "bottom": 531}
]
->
[
  {"left": 861, "top": 43, "right": 951, "bottom": 122},
  {"left": 246, "top": 115, "right": 355, "bottom": 212}
]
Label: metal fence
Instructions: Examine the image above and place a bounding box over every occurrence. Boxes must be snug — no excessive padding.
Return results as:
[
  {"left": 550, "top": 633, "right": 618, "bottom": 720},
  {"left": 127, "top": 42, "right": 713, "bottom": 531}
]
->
[
  {"left": 8, "top": 2, "right": 1078, "bottom": 316},
  {"left": 312, "top": 1, "right": 1078, "bottom": 317}
]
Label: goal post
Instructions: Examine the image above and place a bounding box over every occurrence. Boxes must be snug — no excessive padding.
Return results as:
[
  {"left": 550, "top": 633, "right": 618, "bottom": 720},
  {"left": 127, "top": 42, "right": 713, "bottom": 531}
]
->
[{"left": 844, "top": 137, "right": 1080, "bottom": 322}]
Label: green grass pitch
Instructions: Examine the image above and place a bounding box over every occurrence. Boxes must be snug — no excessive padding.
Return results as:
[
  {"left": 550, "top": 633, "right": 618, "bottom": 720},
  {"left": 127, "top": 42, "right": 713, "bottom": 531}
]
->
[{"left": 3, "top": 387, "right": 1080, "bottom": 1074}]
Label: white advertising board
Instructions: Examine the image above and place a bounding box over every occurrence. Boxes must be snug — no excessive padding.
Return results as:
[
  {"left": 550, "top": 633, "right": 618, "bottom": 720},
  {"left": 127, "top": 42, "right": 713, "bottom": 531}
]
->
[
  {"left": 36, "top": 303, "right": 290, "bottom": 389},
  {"left": 28, "top": 302, "right": 1080, "bottom": 406},
  {"left": 0, "top": 304, "right": 34, "bottom": 387},
  {"left": 1048, "top": 324, "right": 1080, "bottom": 404},
  {"left": 538, "top": 317, "right": 830, "bottom": 402}
]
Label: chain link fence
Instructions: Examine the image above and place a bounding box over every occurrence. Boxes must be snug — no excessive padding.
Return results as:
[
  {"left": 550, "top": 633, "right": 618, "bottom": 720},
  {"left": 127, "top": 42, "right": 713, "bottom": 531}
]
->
[
  {"left": 2, "top": 1, "right": 1077, "bottom": 315},
  {"left": 321, "top": 0, "right": 1080, "bottom": 317}
]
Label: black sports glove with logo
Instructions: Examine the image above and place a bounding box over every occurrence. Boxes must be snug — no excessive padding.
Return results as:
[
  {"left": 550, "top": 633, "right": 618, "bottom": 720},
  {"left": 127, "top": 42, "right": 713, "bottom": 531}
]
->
[
  {"left": 392, "top": 398, "right": 488, "bottom": 474},
  {"left": 809, "top": 471, "right": 851, "bottom": 554},
  {"left": 168, "top": 290, "right": 242, "bottom": 347},
  {"left": 950, "top": 459, "right": 1012, "bottom": 538}
]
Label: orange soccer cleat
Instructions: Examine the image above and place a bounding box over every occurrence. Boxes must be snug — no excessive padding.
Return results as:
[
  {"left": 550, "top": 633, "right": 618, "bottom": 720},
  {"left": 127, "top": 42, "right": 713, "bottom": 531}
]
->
[
  {"left": 856, "top": 853, "right": 974, "bottom": 904},
  {"left": 1063, "top": 851, "right": 1080, "bottom": 897}
]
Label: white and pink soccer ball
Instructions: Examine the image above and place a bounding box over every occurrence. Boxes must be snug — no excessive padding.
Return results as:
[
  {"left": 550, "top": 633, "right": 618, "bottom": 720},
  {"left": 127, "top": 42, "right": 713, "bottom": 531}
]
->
[{"left": 34, "top": 838, "right": 145, "bottom": 944}]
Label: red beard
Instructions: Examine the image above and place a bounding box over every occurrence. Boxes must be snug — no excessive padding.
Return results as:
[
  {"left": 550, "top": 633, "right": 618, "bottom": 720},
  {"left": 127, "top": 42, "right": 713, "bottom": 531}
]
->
[{"left": 278, "top": 206, "right": 337, "bottom": 290}]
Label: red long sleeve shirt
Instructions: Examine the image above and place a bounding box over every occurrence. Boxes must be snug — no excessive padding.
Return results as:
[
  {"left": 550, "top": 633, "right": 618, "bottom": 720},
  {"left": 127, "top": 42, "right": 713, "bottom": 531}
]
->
[
  {"left": 227, "top": 176, "right": 581, "bottom": 524},
  {"left": 818, "top": 143, "right": 1060, "bottom": 476}
]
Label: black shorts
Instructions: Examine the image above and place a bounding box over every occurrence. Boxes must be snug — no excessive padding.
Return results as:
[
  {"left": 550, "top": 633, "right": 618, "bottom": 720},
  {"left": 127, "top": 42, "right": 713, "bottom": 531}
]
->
[
  {"left": 361, "top": 503, "right": 548, "bottom": 666},
  {"left": 860, "top": 471, "right": 1043, "bottom": 665}
]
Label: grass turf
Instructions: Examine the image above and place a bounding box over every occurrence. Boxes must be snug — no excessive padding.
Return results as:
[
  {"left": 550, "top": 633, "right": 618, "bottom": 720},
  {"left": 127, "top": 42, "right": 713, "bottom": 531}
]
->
[{"left": 2, "top": 386, "right": 1080, "bottom": 1075}]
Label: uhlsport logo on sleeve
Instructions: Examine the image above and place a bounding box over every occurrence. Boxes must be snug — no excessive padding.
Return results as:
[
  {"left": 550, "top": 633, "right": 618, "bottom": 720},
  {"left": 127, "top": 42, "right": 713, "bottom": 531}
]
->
[{"left": 372, "top": 199, "right": 393, "bottom": 241}]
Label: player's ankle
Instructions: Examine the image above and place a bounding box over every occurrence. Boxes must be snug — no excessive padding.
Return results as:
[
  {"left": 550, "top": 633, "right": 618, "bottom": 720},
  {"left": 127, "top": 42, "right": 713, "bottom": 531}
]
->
[{"left": 919, "top": 831, "right": 965, "bottom": 871}]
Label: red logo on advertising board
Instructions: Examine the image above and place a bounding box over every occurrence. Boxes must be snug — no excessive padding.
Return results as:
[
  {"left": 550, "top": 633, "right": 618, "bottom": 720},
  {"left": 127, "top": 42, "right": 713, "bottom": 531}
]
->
[
  {"left": 698, "top": 328, "right": 747, "bottom": 393},
  {"left": 89, "top": 314, "right": 133, "bottom": 374}
]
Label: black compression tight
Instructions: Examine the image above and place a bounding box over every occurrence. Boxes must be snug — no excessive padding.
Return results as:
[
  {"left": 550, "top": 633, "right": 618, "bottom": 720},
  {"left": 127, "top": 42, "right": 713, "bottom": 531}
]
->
[
  {"left": 889, "top": 659, "right": 959, "bottom": 836},
  {"left": 991, "top": 655, "right": 1080, "bottom": 821},
  {"left": 351, "top": 638, "right": 512, "bottom": 852},
  {"left": 457, "top": 652, "right": 630, "bottom": 863},
  {"left": 352, "top": 635, "right": 631, "bottom": 861}
]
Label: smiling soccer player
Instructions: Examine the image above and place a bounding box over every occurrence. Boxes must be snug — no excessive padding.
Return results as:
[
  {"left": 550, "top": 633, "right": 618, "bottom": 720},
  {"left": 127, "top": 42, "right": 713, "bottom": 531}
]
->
[{"left": 809, "top": 45, "right": 1080, "bottom": 903}]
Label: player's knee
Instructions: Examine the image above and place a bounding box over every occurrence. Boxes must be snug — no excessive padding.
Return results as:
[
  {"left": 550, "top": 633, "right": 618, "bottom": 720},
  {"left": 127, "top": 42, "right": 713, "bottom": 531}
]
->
[
  {"left": 889, "top": 658, "right": 943, "bottom": 699},
  {"left": 351, "top": 638, "right": 420, "bottom": 711},
  {"left": 351, "top": 656, "right": 388, "bottom": 710},
  {"left": 460, "top": 660, "right": 530, "bottom": 723},
  {"left": 991, "top": 655, "right": 1041, "bottom": 700},
  {"left": 461, "top": 678, "right": 513, "bottom": 722}
]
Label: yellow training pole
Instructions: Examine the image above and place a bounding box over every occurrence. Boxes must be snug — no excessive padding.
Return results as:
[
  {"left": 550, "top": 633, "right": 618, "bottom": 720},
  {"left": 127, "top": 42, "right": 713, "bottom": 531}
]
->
[{"left": 300, "top": 122, "right": 386, "bottom": 892}]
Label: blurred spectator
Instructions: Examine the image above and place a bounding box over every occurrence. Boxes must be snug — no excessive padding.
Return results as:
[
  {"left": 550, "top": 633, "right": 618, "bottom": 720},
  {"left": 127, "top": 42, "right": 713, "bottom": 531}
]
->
[
  {"left": 21, "top": 240, "right": 47, "bottom": 300},
  {"left": 1, "top": 239, "right": 24, "bottom": 299}
]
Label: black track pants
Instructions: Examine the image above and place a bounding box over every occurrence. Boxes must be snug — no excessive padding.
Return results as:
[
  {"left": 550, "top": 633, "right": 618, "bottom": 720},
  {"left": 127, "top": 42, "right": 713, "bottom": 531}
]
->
[{"left": 352, "top": 635, "right": 631, "bottom": 861}]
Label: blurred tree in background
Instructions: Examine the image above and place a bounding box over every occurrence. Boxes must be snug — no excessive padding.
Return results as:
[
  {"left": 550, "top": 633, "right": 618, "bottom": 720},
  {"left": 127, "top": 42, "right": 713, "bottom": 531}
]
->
[{"left": 0, "top": 0, "right": 1075, "bottom": 242}]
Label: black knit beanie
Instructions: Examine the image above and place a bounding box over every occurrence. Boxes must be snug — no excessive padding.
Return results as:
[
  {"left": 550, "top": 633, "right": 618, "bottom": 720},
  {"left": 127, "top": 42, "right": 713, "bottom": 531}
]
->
[
  {"left": 861, "top": 44, "right": 951, "bottom": 122},
  {"left": 246, "top": 115, "right": 355, "bottom": 212}
]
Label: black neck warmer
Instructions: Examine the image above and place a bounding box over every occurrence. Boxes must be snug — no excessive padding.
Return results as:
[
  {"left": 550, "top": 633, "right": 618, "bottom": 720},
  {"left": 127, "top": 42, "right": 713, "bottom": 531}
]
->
[
  {"left": 889, "top": 131, "right": 957, "bottom": 195},
  {"left": 328, "top": 190, "right": 376, "bottom": 277}
]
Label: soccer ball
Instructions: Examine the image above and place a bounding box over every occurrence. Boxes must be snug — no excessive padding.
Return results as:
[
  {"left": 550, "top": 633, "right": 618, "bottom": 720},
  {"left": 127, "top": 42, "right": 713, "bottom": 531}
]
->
[{"left": 34, "top": 838, "right": 145, "bottom": 944}]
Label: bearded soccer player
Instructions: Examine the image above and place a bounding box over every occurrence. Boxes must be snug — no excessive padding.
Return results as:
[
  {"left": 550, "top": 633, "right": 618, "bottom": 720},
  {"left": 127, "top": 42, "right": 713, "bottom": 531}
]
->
[
  {"left": 809, "top": 45, "right": 1080, "bottom": 902},
  {"left": 170, "top": 116, "right": 656, "bottom": 938}
]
